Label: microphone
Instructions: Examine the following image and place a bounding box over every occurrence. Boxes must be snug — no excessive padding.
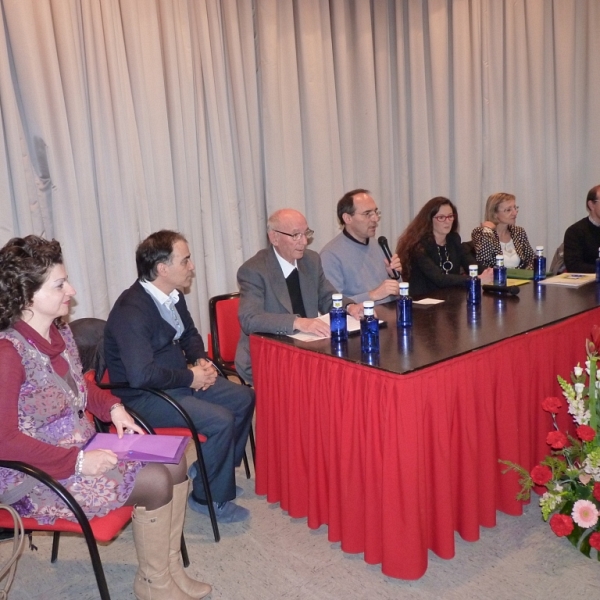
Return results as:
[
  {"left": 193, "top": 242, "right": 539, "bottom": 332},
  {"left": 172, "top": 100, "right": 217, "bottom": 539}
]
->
[
  {"left": 482, "top": 284, "right": 520, "bottom": 296},
  {"left": 377, "top": 236, "right": 401, "bottom": 280}
]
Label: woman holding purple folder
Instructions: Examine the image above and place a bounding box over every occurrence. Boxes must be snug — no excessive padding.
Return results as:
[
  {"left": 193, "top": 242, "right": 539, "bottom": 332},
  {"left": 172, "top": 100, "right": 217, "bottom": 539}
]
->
[{"left": 0, "top": 236, "right": 210, "bottom": 600}]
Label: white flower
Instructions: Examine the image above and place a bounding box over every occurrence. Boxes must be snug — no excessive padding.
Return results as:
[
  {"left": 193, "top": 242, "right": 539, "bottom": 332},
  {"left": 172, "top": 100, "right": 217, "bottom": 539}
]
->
[
  {"left": 575, "top": 382, "right": 585, "bottom": 394},
  {"left": 574, "top": 365, "right": 583, "bottom": 377}
]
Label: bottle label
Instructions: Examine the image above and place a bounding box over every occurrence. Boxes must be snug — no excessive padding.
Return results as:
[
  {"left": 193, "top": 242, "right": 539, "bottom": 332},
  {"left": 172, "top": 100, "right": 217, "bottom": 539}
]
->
[{"left": 333, "top": 299, "right": 343, "bottom": 308}]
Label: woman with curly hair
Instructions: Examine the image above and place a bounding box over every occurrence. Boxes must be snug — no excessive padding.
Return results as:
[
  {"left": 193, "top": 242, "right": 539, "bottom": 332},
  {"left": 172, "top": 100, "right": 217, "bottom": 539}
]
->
[
  {"left": 471, "top": 192, "right": 535, "bottom": 269},
  {"left": 0, "top": 236, "right": 210, "bottom": 600},
  {"left": 395, "top": 197, "right": 493, "bottom": 296}
]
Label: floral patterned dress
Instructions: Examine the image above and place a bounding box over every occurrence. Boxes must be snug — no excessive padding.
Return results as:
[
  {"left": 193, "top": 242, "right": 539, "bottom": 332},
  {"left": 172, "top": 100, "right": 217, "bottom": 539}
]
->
[{"left": 0, "top": 325, "right": 143, "bottom": 524}]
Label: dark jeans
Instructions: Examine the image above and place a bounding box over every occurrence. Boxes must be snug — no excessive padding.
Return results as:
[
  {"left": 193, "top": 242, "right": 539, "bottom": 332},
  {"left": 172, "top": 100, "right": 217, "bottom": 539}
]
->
[{"left": 123, "top": 376, "right": 255, "bottom": 503}]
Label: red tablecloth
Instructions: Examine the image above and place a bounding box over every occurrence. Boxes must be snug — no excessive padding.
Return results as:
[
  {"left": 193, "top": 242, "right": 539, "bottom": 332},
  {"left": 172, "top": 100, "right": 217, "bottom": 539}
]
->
[{"left": 251, "top": 307, "right": 600, "bottom": 579}]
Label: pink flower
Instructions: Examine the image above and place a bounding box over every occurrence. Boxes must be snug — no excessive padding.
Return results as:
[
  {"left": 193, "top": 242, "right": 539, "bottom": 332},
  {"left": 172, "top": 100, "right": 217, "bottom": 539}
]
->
[
  {"left": 546, "top": 431, "right": 568, "bottom": 449},
  {"left": 579, "top": 473, "right": 592, "bottom": 485},
  {"left": 549, "top": 514, "right": 574, "bottom": 537},
  {"left": 590, "top": 532, "right": 600, "bottom": 551},
  {"left": 530, "top": 465, "right": 552, "bottom": 486},
  {"left": 541, "top": 397, "right": 562, "bottom": 413},
  {"left": 571, "top": 499, "right": 599, "bottom": 528},
  {"left": 576, "top": 425, "right": 596, "bottom": 442}
]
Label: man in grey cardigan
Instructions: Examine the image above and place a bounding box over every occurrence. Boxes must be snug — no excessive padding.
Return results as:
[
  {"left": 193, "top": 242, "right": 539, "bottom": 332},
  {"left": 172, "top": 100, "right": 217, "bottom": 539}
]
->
[
  {"left": 320, "top": 189, "right": 402, "bottom": 304},
  {"left": 235, "top": 209, "right": 363, "bottom": 385}
]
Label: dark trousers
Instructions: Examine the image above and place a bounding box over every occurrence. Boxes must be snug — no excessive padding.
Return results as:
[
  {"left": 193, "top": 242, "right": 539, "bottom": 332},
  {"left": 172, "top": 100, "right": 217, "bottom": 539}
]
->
[{"left": 123, "top": 376, "right": 255, "bottom": 503}]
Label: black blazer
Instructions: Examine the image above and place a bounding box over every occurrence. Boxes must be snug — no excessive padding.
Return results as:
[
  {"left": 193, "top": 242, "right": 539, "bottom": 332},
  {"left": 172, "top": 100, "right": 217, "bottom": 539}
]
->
[
  {"left": 408, "top": 232, "right": 475, "bottom": 296},
  {"left": 104, "top": 280, "right": 207, "bottom": 399}
]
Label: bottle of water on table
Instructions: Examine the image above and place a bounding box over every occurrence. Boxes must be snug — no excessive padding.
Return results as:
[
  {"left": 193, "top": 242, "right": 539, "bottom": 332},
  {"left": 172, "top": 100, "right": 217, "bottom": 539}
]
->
[
  {"left": 360, "top": 300, "right": 379, "bottom": 353},
  {"left": 493, "top": 254, "right": 507, "bottom": 286},
  {"left": 329, "top": 293, "right": 348, "bottom": 342},
  {"left": 467, "top": 264, "right": 481, "bottom": 305},
  {"left": 396, "top": 282, "right": 413, "bottom": 327},
  {"left": 533, "top": 246, "right": 546, "bottom": 282}
]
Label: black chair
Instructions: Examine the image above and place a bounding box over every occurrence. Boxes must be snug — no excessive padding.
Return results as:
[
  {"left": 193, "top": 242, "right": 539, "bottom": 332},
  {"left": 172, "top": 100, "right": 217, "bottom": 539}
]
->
[
  {"left": 0, "top": 460, "right": 129, "bottom": 600},
  {"left": 70, "top": 318, "right": 220, "bottom": 542}
]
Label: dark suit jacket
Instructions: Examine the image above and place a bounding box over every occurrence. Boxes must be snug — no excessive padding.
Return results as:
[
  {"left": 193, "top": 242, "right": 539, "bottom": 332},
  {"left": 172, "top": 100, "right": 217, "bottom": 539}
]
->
[
  {"left": 104, "top": 280, "right": 207, "bottom": 399},
  {"left": 234, "top": 247, "right": 340, "bottom": 383}
]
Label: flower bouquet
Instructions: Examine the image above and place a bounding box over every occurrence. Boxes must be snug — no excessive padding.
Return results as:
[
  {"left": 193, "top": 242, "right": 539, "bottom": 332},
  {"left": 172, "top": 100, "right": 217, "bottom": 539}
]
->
[{"left": 501, "top": 326, "right": 600, "bottom": 559}]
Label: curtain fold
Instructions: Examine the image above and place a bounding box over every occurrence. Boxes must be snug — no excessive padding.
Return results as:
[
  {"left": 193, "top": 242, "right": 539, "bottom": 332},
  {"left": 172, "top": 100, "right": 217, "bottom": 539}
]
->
[{"left": 0, "top": 0, "right": 598, "bottom": 329}]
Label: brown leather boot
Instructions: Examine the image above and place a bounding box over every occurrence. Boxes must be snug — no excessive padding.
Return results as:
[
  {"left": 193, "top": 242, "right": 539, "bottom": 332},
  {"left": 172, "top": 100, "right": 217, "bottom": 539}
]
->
[
  {"left": 170, "top": 480, "right": 212, "bottom": 598},
  {"left": 132, "top": 501, "right": 195, "bottom": 600}
]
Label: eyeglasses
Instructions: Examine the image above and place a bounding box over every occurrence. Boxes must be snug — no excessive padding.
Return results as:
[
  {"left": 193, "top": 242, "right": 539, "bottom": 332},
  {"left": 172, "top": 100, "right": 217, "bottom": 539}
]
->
[
  {"left": 273, "top": 228, "right": 314, "bottom": 242},
  {"left": 433, "top": 214, "right": 455, "bottom": 222},
  {"left": 356, "top": 209, "right": 382, "bottom": 219},
  {"left": 499, "top": 206, "right": 519, "bottom": 214}
]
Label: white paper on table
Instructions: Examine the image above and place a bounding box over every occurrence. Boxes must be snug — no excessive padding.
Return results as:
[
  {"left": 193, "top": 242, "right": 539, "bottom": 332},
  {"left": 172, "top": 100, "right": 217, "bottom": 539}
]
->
[
  {"left": 413, "top": 298, "right": 445, "bottom": 305},
  {"left": 287, "top": 313, "right": 362, "bottom": 342}
]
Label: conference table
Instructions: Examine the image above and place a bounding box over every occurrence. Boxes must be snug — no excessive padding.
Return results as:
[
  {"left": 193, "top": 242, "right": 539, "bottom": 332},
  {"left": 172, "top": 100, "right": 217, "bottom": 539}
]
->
[{"left": 249, "top": 281, "right": 600, "bottom": 579}]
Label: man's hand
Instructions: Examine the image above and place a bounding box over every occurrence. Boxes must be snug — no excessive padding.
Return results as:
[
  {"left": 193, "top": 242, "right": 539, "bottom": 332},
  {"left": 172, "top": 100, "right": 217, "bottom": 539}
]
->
[
  {"left": 368, "top": 279, "right": 400, "bottom": 301},
  {"left": 190, "top": 358, "right": 218, "bottom": 391},
  {"left": 385, "top": 253, "right": 402, "bottom": 278},
  {"left": 81, "top": 449, "right": 118, "bottom": 476},
  {"left": 293, "top": 317, "right": 331, "bottom": 337},
  {"left": 346, "top": 303, "right": 364, "bottom": 320}
]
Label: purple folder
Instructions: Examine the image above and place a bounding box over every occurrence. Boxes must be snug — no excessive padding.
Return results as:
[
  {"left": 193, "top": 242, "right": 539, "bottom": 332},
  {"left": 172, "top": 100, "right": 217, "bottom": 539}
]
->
[{"left": 83, "top": 433, "right": 189, "bottom": 463}]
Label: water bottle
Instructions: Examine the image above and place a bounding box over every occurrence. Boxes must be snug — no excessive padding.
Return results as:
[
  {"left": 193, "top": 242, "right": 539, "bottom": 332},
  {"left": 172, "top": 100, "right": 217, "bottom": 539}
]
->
[
  {"left": 329, "top": 293, "right": 348, "bottom": 342},
  {"left": 533, "top": 246, "right": 546, "bottom": 281},
  {"left": 360, "top": 300, "right": 379, "bottom": 353},
  {"left": 331, "top": 339, "right": 348, "bottom": 358},
  {"left": 493, "top": 254, "right": 507, "bottom": 286},
  {"left": 396, "top": 282, "right": 413, "bottom": 327},
  {"left": 596, "top": 248, "right": 600, "bottom": 283},
  {"left": 467, "top": 264, "right": 481, "bottom": 305}
]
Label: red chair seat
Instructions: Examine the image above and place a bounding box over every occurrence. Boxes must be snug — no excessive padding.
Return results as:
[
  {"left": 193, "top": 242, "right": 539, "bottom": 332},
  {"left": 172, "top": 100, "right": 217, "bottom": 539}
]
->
[{"left": 0, "top": 506, "right": 132, "bottom": 541}]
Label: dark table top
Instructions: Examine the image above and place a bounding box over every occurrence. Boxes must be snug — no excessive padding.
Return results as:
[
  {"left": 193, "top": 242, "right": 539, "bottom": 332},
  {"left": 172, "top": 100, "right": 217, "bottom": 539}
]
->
[{"left": 253, "top": 281, "right": 600, "bottom": 375}]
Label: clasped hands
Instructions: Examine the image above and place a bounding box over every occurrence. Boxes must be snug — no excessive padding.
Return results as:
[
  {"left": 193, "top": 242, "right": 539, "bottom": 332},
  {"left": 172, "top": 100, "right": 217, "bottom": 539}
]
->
[{"left": 189, "top": 358, "right": 218, "bottom": 391}]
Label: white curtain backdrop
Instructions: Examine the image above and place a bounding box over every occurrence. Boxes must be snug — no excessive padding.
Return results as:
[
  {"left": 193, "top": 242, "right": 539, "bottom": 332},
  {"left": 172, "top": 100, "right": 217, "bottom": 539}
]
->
[{"left": 0, "top": 0, "right": 598, "bottom": 332}]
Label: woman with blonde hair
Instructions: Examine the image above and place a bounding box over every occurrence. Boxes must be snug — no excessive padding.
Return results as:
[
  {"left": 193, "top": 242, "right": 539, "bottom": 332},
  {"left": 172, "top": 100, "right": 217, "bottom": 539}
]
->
[{"left": 471, "top": 192, "right": 534, "bottom": 269}]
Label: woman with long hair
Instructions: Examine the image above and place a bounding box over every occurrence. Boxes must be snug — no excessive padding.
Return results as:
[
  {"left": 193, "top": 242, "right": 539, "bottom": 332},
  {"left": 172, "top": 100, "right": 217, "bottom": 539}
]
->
[
  {"left": 396, "top": 197, "right": 492, "bottom": 296},
  {"left": 471, "top": 192, "right": 534, "bottom": 269},
  {"left": 0, "top": 236, "right": 211, "bottom": 600}
]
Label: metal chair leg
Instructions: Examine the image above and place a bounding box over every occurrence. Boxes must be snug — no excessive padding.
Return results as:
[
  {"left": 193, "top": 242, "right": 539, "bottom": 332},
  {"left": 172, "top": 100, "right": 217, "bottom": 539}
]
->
[
  {"left": 180, "top": 533, "right": 190, "bottom": 568},
  {"left": 242, "top": 451, "right": 251, "bottom": 479}
]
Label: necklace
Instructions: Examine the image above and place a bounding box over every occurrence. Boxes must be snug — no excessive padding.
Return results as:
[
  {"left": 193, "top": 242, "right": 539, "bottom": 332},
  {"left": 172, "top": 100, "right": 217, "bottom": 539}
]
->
[{"left": 437, "top": 245, "right": 453, "bottom": 274}]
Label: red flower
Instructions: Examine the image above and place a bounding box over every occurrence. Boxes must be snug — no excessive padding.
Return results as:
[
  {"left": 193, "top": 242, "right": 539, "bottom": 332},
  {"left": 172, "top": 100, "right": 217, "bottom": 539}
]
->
[
  {"left": 594, "top": 483, "right": 600, "bottom": 503},
  {"left": 589, "top": 325, "right": 600, "bottom": 355},
  {"left": 576, "top": 425, "right": 596, "bottom": 442},
  {"left": 541, "top": 397, "right": 562, "bottom": 413},
  {"left": 549, "top": 514, "right": 574, "bottom": 537},
  {"left": 590, "top": 532, "right": 600, "bottom": 551},
  {"left": 546, "top": 430, "right": 569, "bottom": 449},
  {"left": 530, "top": 465, "right": 553, "bottom": 486}
]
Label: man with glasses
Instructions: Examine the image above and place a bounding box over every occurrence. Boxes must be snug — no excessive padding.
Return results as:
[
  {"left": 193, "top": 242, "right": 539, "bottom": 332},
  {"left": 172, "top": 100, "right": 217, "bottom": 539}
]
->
[
  {"left": 235, "top": 209, "right": 363, "bottom": 385},
  {"left": 563, "top": 185, "right": 600, "bottom": 272},
  {"left": 320, "top": 189, "right": 402, "bottom": 304}
]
